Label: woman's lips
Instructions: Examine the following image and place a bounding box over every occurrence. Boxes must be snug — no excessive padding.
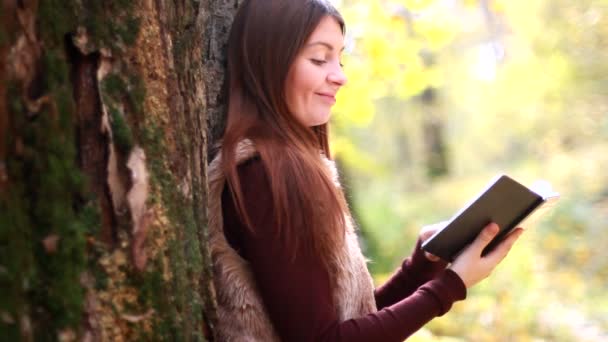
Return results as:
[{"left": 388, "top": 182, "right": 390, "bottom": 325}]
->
[{"left": 316, "top": 93, "right": 336, "bottom": 104}]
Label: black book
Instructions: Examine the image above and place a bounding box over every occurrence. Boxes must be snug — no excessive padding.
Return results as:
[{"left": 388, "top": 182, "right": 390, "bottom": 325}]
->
[{"left": 421, "top": 174, "right": 559, "bottom": 261}]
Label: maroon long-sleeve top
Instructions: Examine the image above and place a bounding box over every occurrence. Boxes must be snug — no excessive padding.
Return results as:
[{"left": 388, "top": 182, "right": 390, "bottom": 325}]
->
[{"left": 221, "top": 157, "right": 466, "bottom": 341}]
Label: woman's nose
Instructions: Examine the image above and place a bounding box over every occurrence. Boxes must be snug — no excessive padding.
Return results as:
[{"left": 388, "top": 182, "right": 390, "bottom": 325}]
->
[{"left": 328, "top": 63, "right": 347, "bottom": 86}]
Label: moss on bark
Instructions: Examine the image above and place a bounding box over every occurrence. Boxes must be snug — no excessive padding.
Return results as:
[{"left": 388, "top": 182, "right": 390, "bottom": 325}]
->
[{"left": 0, "top": 74, "right": 95, "bottom": 340}]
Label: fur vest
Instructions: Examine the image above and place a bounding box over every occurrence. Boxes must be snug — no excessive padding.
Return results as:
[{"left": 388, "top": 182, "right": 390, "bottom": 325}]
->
[{"left": 208, "top": 140, "right": 377, "bottom": 341}]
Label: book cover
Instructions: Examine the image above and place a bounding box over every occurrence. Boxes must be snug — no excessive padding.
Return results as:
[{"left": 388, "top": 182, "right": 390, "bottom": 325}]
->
[{"left": 421, "top": 174, "right": 559, "bottom": 261}]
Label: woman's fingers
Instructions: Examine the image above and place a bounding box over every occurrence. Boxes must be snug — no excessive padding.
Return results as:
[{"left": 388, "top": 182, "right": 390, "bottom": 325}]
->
[
  {"left": 484, "top": 227, "right": 524, "bottom": 263},
  {"left": 424, "top": 252, "right": 441, "bottom": 262},
  {"left": 420, "top": 221, "right": 448, "bottom": 242},
  {"left": 449, "top": 223, "right": 524, "bottom": 288},
  {"left": 471, "top": 223, "right": 500, "bottom": 255},
  {"left": 419, "top": 221, "right": 448, "bottom": 262}
]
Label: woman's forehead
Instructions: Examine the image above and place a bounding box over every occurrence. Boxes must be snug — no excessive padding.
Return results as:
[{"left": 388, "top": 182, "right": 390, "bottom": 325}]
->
[{"left": 305, "top": 17, "right": 345, "bottom": 51}]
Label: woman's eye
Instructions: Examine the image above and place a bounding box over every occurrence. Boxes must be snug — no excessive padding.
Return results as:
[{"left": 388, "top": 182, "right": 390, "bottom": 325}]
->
[{"left": 310, "top": 59, "right": 327, "bottom": 66}]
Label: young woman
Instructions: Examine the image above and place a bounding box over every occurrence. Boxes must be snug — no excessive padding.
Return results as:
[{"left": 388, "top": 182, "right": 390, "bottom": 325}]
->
[{"left": 208, "top": 0, "right": 523, "bottom": 341}]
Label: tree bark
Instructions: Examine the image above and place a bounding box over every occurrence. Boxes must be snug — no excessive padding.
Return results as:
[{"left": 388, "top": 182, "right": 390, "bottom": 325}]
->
[{"left": 0, "top": 0, "right": 239, "bottom": 340}]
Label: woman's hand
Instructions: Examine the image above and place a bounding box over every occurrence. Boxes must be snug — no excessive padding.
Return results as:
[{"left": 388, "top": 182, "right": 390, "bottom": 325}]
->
[
  {"left": 419, "top": 222, "right": 448, "bottom": 262},
  {"left": 449, "top": 223, "right": 524, "bottom": 288}
]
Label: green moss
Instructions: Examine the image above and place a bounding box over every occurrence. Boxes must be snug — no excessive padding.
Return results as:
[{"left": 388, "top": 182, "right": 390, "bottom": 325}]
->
[
  {"left": 108, "top": 105, "right": 134, "bottom": 155},
  {"left": 81, "top": 0, "right": 140, "bottom": 50},
  {"left": 128, "top": 75, "right": 146, "bottom": 117},
  {"left": 116, "top": 17, "right": 141, "bottom": 46},
  {"left": 55, "top": 87, "right": 76, "bottom": 132},
  {"left": 1, "top": 45, "right": 99, "bottom": 339},
  {"left": 0, "top": 174, "right": 35, "bottom": 340},
  {"left": 25, "top": 97, "right": 90, "bottom": 331},
  {"left": 136, "top": 122, "right": 206, "bottom": 341},
  {"left": 102, "top": 74, "right": 128, "bottom": 99},
  {"left": 82, "top": 1, "right": 106, "bottom": 42},
  {"left": 100, "top": 73, "right": 145, "bottom": 157},
  {"left": 40, "top": 0, "right": 140, "bottom": 52},
  {"left": 101, "top": 72, "right": 147, "bottom": 158},
  {"left": 135, "top": 260, "right": 176, "bottom": 341},
  {"left": 38, "top": 0, "right": 78, "bottom": 46}
]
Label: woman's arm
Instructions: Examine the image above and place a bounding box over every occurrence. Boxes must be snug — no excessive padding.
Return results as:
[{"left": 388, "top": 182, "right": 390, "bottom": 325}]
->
[
  {"left": 319, "top": 270, "right": 465, "bottom": 341},
  {"left": 374, "top": 238, "right": 449, "bottom": 310}
]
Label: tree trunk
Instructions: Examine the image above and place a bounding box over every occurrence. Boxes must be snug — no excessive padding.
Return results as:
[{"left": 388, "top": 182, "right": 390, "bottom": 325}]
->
[
  {"left": 0, "top": 0, "right": 239, "bottom": 340},
  {"left": 420, "top": 87, "right": 449, "bottom": 179}
]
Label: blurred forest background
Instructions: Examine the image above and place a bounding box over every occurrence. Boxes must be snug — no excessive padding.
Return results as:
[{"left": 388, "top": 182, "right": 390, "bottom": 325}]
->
[{"left": 331, "top": 0, "right": 607, "bottom": 340}]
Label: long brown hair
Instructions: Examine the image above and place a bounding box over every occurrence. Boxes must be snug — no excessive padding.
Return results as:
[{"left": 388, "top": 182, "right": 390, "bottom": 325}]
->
[{"left": 221, "top": 0, "right": 348, "bottom": 261}]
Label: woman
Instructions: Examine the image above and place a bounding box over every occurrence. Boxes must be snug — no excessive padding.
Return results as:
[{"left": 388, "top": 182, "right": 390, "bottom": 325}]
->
[{"left": 208, "top": 0, "right": 523, "bottom": 341}]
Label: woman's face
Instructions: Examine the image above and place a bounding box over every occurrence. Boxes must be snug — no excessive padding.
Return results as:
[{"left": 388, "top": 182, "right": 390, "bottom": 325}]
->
[{"left": 285, "top": 16, "right": 347, "bottom": 127}]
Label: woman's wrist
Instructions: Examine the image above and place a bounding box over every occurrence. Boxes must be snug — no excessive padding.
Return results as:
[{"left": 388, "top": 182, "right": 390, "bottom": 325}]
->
[{"left": 402, "top": 239, "right": 448, "bottom": 281}]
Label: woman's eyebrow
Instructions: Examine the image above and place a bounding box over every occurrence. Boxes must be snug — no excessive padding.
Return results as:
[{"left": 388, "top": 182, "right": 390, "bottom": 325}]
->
[{"left": 305, "top": 41, "right": 345, "bottom": 52}]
